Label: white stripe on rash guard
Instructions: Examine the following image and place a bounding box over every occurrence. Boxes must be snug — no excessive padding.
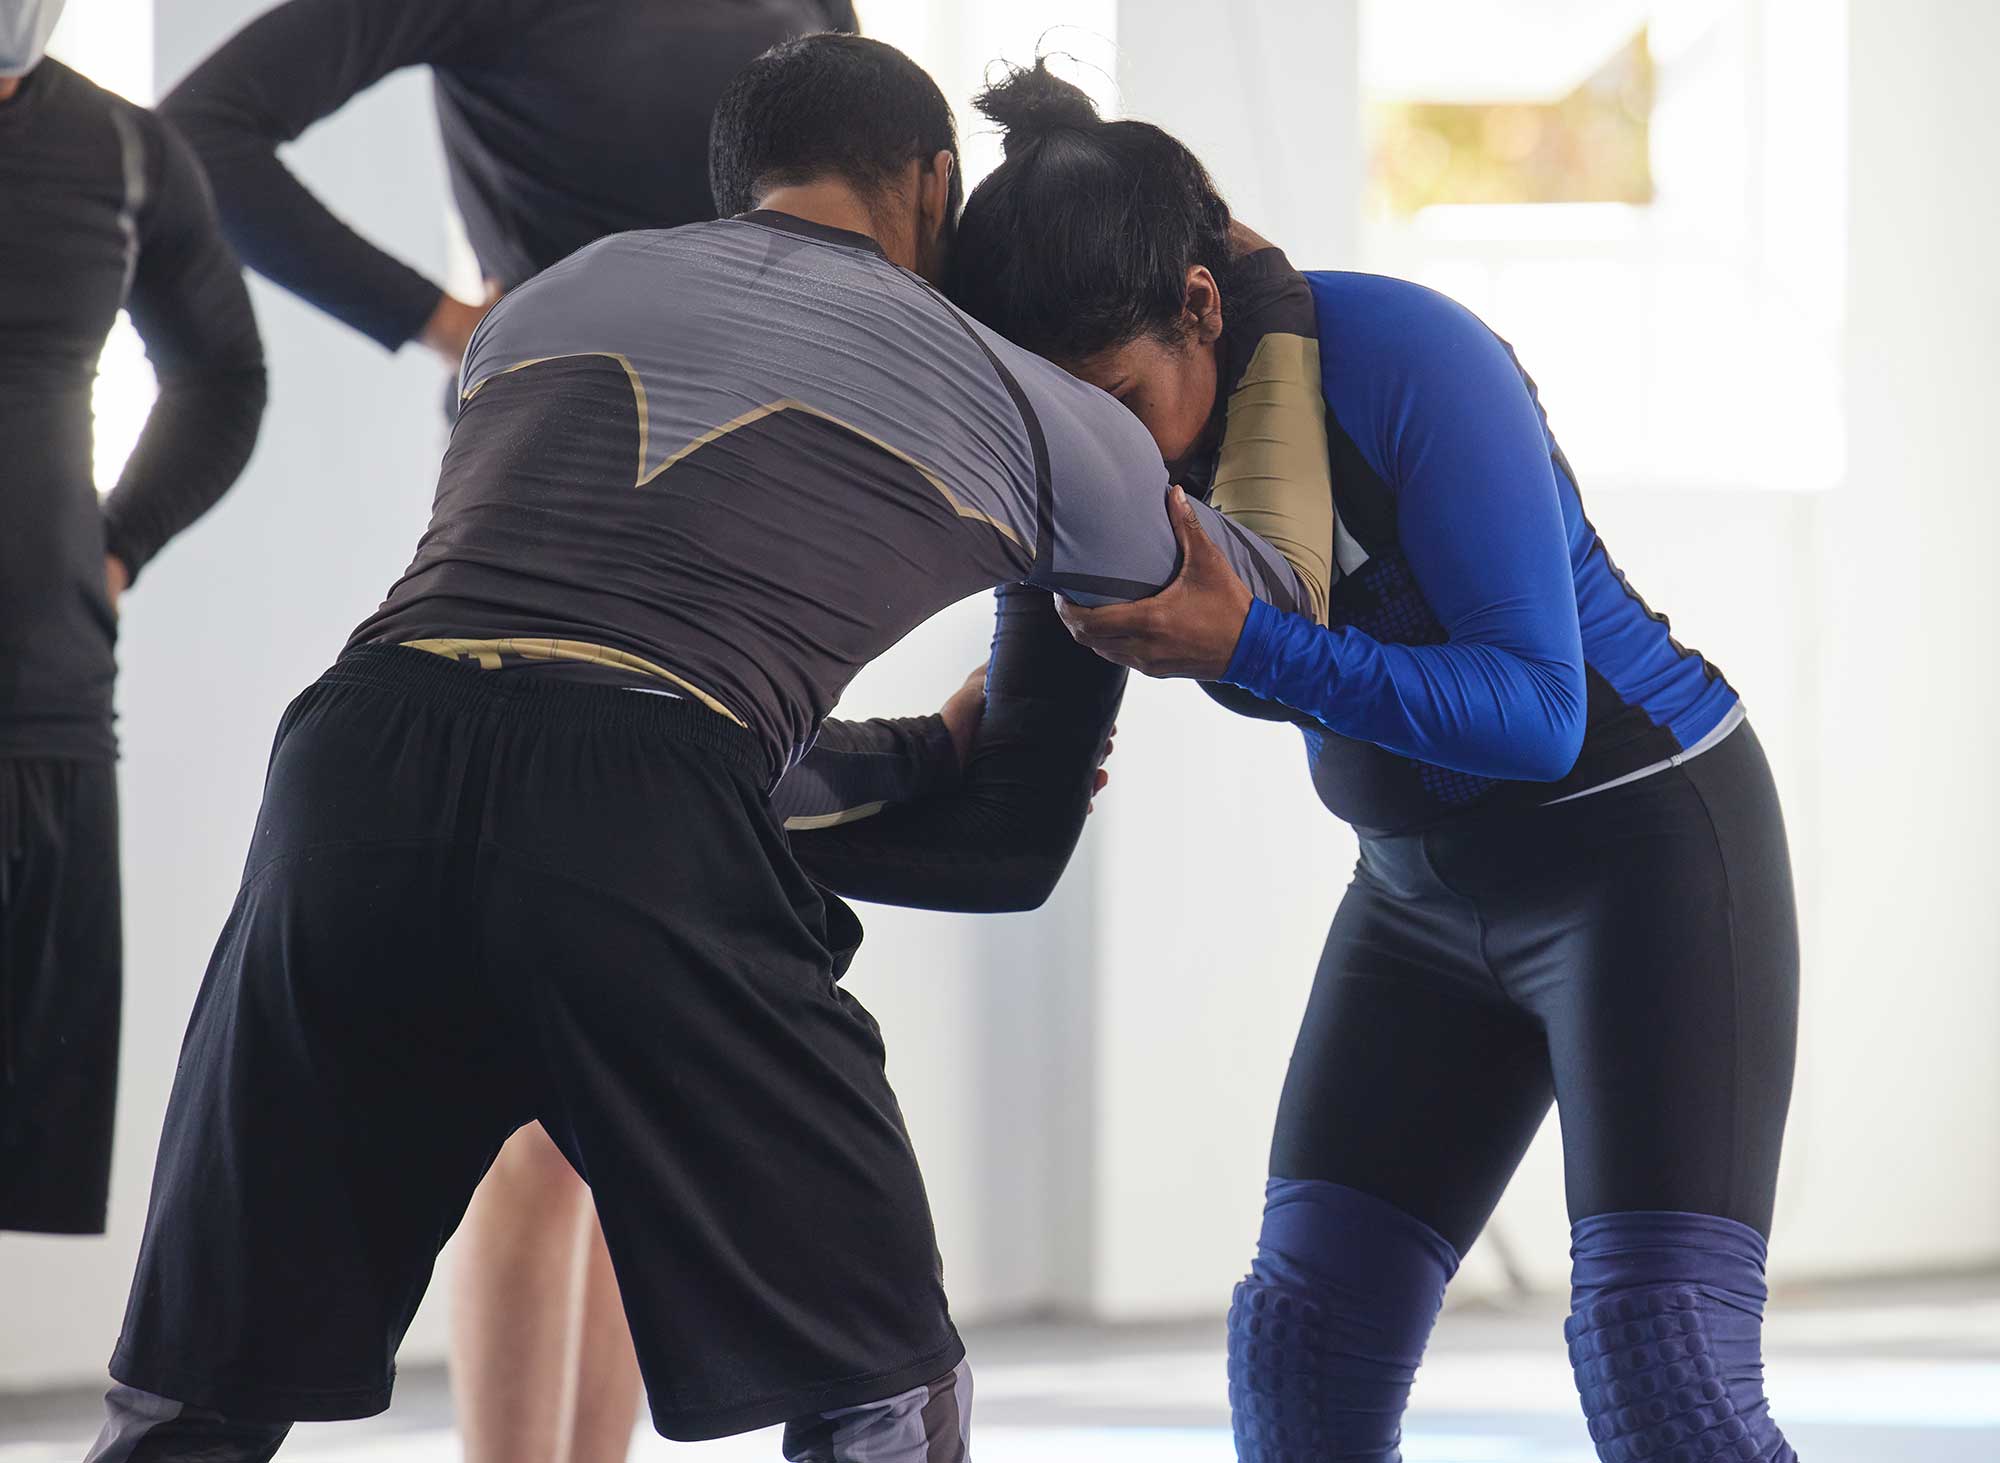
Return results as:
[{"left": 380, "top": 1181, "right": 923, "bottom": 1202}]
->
[{"left": 1545, "top": 701, "right": 1747, "bottom": 806}]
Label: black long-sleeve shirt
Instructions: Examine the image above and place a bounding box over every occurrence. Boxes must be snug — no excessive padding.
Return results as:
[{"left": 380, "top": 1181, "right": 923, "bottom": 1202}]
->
[
  {"left": 0, "top": 60, "right": 266, "bottom": 760},
  {"left": 784, "top": 583, "right": 1126, "bottom": 914},
  {"left": 161, "top": 0, "right": 857, "bottom": 351}
]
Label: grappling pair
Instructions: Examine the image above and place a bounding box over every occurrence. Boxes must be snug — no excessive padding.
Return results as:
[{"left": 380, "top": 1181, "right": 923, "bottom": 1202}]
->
[{"left": 87, "top": 32, "right": 1801, "bottom": 1463}]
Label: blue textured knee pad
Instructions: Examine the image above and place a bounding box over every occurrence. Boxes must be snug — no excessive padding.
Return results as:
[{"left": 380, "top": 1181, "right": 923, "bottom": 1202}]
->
[
  {"left": 1567, "top": 1212, "right": 1798, "bottom": 1463},
  {"left": 1228, "top": 1179, "right": 1460, "bottom": 1463}
]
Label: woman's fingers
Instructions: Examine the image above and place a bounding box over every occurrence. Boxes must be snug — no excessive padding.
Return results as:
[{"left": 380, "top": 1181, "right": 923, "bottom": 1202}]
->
[{"left": 1058, "top": 597, "right": 1157, "bottom": 644}]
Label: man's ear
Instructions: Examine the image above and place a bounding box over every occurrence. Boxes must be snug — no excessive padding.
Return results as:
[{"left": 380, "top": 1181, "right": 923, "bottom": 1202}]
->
[
  {"left": 1184, "top": 265, "right": 1224, "bottom": 347},
  {"left": 918, "top": 149, "right": 955, "bottom": 234}
]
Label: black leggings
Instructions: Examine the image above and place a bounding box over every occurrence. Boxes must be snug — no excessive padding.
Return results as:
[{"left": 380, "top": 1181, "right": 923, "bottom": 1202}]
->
[{"left": 1270, "top": 721, "right": 1799, "bottom": 1254}]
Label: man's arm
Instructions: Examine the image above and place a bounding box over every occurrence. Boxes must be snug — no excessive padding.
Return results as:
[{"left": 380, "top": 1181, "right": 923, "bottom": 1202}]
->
[
  {"left": 159, "top": 0, "right": 494, "bottom": 351},
  {"left": 772, "top": 708, "right": 968, "bottom": 830},
  {"left": 786, "top": 583, "right": 1125, "bottom": 914},
  {"left": 977, "top": 324, "right": 1309, "bottom": 616},
  {"left": 101, "top": 114, "right": 267, "bottom": 586}
]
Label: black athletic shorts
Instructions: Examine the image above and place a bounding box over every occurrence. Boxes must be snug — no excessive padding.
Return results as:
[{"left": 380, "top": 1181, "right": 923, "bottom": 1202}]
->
[
  {"left": 1, "top": 757, "right": 121, "bottom": 1235},
  {"left": 109, "top": 646, "right": 962, "bottom": 1438},
  {"left": 1271, "top": 720, "right": 1799, "bottom": 1256}
]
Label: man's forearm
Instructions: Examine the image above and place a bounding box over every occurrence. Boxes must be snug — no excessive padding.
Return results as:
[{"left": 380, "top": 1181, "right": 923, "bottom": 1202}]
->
[
  {"left": 102, "top": 368, "right": 267, "bottom": 580},
  {"left": 773, "top": 714, "right": 960, "bottom": 830},
  {"left": 788, "top": 585, "right": 1125, "bottom": 914}
]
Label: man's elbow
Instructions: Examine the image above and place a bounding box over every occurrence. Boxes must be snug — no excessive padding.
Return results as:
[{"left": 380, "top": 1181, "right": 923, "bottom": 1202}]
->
[
  {"left": 207, "top": 364, "right": 270, "bottom": 466},
  {"left": 980, "top": 856, "right": 1068, "bottom": 914}
]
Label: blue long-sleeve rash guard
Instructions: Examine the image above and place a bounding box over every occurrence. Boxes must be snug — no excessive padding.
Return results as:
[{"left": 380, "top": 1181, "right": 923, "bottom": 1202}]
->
[{"left": 1219, "top": 272, "right": 1738, "bottom": 836}]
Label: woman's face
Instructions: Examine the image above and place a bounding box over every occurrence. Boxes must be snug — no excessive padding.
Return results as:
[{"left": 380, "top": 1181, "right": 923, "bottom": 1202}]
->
[{"left": 1065, "top": 266, "right": 1226, "bottom": 472}]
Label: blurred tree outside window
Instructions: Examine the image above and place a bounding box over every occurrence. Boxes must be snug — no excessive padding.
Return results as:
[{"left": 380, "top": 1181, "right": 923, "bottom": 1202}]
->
[
  {"left": 1372, "top": 32, "right": 1656, "bottom": 217},
  {"left": 1360, "top": 0, "right": 1845, "bottom": 495}
]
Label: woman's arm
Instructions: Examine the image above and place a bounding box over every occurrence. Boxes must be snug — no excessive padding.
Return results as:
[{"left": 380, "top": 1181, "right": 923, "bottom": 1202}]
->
[
  {"left": 786, "top": 583, "right": 1125, "bottom": 913},
  {"left": 1066, "top": 281, "right": 1587, "bottom": 783}
]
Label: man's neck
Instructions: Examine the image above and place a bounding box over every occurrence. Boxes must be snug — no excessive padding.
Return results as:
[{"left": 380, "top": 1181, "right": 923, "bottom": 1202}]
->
[{"left": 754, "top": 182, "right": 911, "bottom": 270}]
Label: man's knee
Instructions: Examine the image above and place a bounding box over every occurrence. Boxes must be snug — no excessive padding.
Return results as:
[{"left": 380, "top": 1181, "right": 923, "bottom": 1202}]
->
[
  {"left": 86, "top": 1385, "right": 290, "bottom": 1463},
  {"left": 781, "top": 1359, "right": 971, "bottom": 1463}
]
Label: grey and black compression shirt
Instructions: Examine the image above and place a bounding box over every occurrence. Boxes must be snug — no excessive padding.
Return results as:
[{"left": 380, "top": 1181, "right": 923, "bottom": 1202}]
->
[{"left": 350, "top": 211, "right": 1306, "bottom": 778}]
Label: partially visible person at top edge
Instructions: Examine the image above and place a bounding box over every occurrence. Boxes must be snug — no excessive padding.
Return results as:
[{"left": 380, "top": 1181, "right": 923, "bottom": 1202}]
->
[
  {"left": 933, "top": 61, "right": 1800, "bottom": 1463},
  {"left": 159, "top": 6, "right": 853, "bottom": 1459},
  {"left": 0, "top": 0, "right": 265, "bottom": 1238},
  {"left": 86, "top": 34, "right": 1319, "bottom": 1463}
]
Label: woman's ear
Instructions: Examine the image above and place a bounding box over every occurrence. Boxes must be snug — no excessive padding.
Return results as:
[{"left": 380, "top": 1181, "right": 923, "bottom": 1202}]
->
[{"left": 1184, "top": 265, "right": 1224, "bottom": 347}]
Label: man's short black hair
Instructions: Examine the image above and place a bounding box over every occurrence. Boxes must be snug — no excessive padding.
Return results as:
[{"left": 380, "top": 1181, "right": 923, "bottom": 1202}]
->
[{"left": 710, "top": 33, "right": 961, "bottom": 219}]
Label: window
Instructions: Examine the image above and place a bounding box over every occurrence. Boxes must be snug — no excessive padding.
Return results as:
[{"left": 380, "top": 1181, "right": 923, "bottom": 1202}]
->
[{"left": 1362, "top": 0, "right": 1846, "bottom": 493}]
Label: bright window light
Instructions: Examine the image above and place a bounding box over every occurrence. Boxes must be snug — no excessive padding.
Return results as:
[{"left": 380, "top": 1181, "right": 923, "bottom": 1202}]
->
[
  {"left": 856, "top": 1, "right": 1118, "bottom": 189},
  {"left": 47, "top": 0, "right": 157, "bottom": 496}
]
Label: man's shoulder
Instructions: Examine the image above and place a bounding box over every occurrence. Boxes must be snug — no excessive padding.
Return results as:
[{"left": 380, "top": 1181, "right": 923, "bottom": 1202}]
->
[{"left": 19, "top": 58, "right": 128, "bottom": 129}]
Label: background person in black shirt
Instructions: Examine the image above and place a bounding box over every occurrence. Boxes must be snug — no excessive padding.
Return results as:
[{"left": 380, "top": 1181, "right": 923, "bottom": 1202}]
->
[
  {"left": 163, "top": 0, "right": 858, "bottom": 365},
  {"left": 0, "top": 3, "right": 266, "bottom": 1237},
  {"left": 159, "top": 6, "right": 857, "bottom": 1460}
]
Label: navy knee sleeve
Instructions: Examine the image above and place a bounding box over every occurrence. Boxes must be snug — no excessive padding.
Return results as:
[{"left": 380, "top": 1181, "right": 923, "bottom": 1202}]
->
[
  {"left": 1228, "top": 1178, "right": 1460, "bottom": 1463},
  {"left": 1567, "top": 1211, "right": 1797, "bottom": 1463}
]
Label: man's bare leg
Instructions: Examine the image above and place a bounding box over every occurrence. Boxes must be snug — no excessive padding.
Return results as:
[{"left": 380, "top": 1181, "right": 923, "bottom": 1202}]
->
[
  {"left": 567, "top": 1214, "right": 644, "bottom": 1463},
  {"left": 452, "top": 1124, "right": 590, "bottom": 1463}
]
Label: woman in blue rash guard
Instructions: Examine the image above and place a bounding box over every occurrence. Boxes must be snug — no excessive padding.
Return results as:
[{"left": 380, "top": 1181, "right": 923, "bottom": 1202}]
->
[{"left": 946, "top": 63, "right": 1803, "bottom": 1463}]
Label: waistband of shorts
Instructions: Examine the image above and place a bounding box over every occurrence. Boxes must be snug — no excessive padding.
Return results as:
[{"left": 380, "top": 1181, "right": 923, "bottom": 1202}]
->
[{"left": 322, "top": 644, "right": 767, "bottom": 779}]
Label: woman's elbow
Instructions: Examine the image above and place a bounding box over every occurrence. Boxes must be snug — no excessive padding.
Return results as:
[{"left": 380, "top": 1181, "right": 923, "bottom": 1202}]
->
[{"left": 1517, "top": 664, "right": 1587, "bottom": 782}]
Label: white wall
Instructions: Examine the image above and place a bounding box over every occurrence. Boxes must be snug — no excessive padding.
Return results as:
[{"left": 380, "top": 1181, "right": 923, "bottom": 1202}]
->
[{"left": 1781, "top": 0, "right": 2000, "bottom": 1276}]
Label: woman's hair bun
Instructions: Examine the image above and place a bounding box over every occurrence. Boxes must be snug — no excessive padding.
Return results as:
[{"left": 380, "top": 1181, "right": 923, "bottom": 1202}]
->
[{"left": 973, "top": 58, "right": 1102, "bottom": 156}]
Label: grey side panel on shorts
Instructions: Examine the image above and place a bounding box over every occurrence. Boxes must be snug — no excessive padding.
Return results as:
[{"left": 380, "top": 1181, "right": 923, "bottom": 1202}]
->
[{"left": 781, "top": 1358, "right": 972, "bottom": 1462}]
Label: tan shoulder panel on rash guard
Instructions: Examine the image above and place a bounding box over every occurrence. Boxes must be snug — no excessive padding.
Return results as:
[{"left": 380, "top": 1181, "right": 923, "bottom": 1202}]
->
[{"left": 1209, "top": 330, "right": 1334, "bottom": 626}]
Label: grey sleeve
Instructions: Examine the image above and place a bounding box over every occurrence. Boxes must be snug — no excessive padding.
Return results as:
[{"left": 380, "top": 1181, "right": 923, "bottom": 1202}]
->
[{"left": 995, "top": 339, "right": 1307, "bottom": 614}]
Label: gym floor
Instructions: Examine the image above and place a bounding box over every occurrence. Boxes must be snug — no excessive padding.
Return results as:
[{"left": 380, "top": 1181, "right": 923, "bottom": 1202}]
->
[{"left": 4, "top": 1273, "right": 1996, "bottom": 1462}]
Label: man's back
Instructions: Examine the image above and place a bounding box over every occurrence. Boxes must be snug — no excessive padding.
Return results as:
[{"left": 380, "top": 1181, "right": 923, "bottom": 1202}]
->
[{"left": 354, "top": 211, "right": 1303, "bottom": 775}]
